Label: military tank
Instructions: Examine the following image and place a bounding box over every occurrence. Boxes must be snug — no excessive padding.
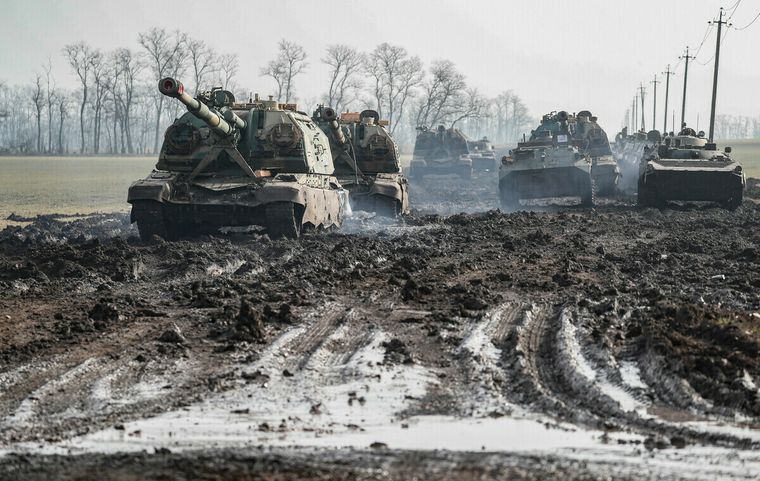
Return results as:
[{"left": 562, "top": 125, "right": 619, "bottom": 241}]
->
[
  {"left": 468, "top": 136, "right": 497, "bottom": 171},
  {"left": 409, "top": 125, "right": 473, "bottom": 180},
  {"left": 574, "top": 111, "right": 619, "bottom": 196},
  {"left": 127, "top": 78, "right": 348, "bottom": 240},
  {"left": 637, "top": 125, "right": 744, "bottom": 210},
  {"left": 313, "top": 106, "right": 409, "bottom": 217},
  {"left": 499, "top": 111, "right": 594, "bottom": 209}
]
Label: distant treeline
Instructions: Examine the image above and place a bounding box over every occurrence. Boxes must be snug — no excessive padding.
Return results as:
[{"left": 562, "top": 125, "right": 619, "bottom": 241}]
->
[
  {"left": 0, "top": 29, "right": 534, "bottom": 156},
  {"left": 713, "top": 115, "right": 760, "bottom": 140}
]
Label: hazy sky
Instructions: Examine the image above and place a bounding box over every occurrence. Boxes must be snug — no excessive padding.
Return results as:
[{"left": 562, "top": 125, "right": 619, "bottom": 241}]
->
[{"left": 1, "top": 0, "right": 758, "bottom": 134}]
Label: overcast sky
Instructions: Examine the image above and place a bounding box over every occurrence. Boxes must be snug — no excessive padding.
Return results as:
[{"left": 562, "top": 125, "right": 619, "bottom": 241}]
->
[{"left": 1, "top": 0, "right": 758, "bottom": 134}]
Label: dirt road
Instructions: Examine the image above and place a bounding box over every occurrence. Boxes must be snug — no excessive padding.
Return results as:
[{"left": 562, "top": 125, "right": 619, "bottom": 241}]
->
[{"left": 1, "top": 175, "right": 760, "bottom": 480}]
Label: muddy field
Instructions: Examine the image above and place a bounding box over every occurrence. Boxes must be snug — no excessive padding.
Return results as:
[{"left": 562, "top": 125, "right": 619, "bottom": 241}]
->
[{"left": 2, "top": 175, "right": 760, "bottom": 480}]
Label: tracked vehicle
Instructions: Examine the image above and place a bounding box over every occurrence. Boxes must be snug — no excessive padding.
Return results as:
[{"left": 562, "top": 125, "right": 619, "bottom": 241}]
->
[
  {"left": 313, "top": 107, "right": 409, "bottom": 217},
  {"left": 128, "top": 78, "right": 347, "bottom": 240},
  {"left": 638, "top": 126, "right": 744, "bottom": 209},
  {"left": 575, "top": 111, "right": 619, "bottom": 195},
  {"left": 409, "top": 125, "right": 473, "bottom": 180},
  {"left": 468, "top": 136, "right": 497, "bottom": 171},
  {"left": 499, "top": 111, "right": 594, "bottom": 209}
]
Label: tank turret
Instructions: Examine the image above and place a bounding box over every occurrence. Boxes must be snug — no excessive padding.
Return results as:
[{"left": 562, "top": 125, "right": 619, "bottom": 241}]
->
[{"left": 158, "top": 77, "right": 246, "bottom": 138}]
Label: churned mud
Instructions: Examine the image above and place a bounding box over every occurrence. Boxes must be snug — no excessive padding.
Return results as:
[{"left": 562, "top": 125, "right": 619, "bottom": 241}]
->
[{"left": 2, "top": 175, "right": 760, "bottom": 480}]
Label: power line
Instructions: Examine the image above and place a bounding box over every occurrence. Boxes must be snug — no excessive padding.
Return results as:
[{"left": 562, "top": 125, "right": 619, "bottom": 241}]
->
[
  {"left": 696, "top": 27, "right": 729, "bottom": 65},
  {"left": 726, "top": 0, "right": 742, "bottom": 19},
  {"left": 733, "top": 9, "right": 760, "bottom": 30},
  {"left": 692, "top": 23, "right": 713, "bottom": 59}
]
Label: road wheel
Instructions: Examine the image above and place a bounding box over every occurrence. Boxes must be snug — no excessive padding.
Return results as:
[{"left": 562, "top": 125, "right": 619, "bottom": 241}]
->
[{"left": 265, "top": 202, "right": 301, "bottom": 239}]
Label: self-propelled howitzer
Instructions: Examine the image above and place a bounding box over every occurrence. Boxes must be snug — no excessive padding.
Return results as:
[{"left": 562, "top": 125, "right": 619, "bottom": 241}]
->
[
  {"left": 127, "top": 78, "right": 348, "bottom": 240},
  {"left": 313, "top": 106, "right": 410, "bottom": 217}
]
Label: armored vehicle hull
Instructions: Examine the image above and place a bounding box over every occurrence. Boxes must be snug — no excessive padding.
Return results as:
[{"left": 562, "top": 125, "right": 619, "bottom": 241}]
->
[
  {"left": 337, "top": 173, "right": 409, "bottom": 217},
  {"left": 500, "top": 162, "right": 594, "bottom": 209},
  {"left": 128, "top": 78, "right": 347, "bottom": 240},
  {"left": 410, "top": 126, "right": 473, "bottom": 180},
  {"left": 468, "top": 137, "right": 497, "bottom": 171},
  {"left": 313, "top": 108, "right": 409, "bottom": 217},
  {"left": 499, "top": 111, "right": 594, "bottom": 210},
  {"left": 637, "top": 133, "right": 744, "bottom": 210},
  {"left": 129, "top": 172, "right": 346, "bottom": 241},
  {"left": 409, "top": 157, "right": 473, "bottom": 180}
]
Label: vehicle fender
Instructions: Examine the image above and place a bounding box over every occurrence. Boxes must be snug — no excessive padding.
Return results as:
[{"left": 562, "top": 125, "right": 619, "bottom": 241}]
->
[
  {"left": 369, "top": 178, "right": 404, "bottom": 202},
  {"left": 256, "top": 182, "right": 307, "bottom": 205}
]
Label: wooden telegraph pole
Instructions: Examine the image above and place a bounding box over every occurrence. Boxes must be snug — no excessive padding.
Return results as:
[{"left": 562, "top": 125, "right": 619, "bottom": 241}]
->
[
  {"left": 679, "top": 46, "right": 695, "bottom": 128},
  {"left": 650, "top": 75, "right": 660, "bottom": 133},
  {"left": 661, "top": 65, "right": 675, "bottom": 133},
  {"left": 708, "top": 7, "right": 730, "bottom": 141}
]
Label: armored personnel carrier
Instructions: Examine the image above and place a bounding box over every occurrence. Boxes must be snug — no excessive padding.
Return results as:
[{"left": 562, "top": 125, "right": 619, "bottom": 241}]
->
[
  {"left": 313, "top": 107, "right": 409, "bottom": 217},
  {"left": 128, "top": 78, "right": 348, "bottom": 240},
  {"left": 468, "top": 136, "right": 497, "bottom": 171},
  {"left": 574, "top": 111, "right": 619, "bottom": 195},
  {"left": 638, "top": 125, "right": 744, "bottom": 209},
  {"left": 499, "top": 111, "right": 594, "bottom": 209},
  {"left": 409, "top": 125, "right": 473, "bottom": 180}
]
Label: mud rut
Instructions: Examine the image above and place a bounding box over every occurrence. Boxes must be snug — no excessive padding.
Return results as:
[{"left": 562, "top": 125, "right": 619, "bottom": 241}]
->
[{"left": 2, "top": 176, "right": 760, "bottom": 480}]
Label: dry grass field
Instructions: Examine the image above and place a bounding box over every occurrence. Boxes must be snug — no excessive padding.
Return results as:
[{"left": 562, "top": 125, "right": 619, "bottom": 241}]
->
[{"left": 1, "top": 140, "right": 758, "bottom": 228}]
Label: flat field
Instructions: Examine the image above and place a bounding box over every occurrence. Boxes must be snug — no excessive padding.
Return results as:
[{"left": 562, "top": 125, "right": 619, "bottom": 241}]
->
[
  {"left": 0, "top": 156, "right": 155, "bottom": 228},
  {"left": 725, "top": 139, "right": 760, "bottom": 177}
]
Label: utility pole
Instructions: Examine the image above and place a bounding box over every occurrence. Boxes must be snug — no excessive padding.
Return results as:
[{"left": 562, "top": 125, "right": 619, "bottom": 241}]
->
[
  {"left": 662, "top": 64, "right": 675, "bottom": 133},
  {"left": 631, "top": 97, "right": 636, "bottom": 132},
  {"left": 679, "top": 46, "right": 695, "bottom": 128},
  {"left": 708, "top": 7, "right": 730, "bottom": 141},
  {"left": 634, "top": 93, "right": 639, "bottom": 132},
  {"left": 639, "top": 84, "right": 646, "bottom": 131},
  {"left": 650, "top": 75, "right": 660, "bottom": 133}
]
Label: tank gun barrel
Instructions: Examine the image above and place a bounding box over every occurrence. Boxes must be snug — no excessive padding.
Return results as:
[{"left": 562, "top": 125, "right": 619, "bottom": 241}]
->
[
  {"left": 322, "top": 107, "right": 346, "bottom": 146},
  {"left": 158, "top": 77, "right": 246, "bottom": 136}
]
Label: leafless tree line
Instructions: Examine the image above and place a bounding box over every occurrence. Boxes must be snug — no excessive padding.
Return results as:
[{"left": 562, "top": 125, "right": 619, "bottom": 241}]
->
[
  {"left": 713, "top": 115, "right": 760, "bottom": 140},
  {"left": 0, "top": 28, "right": 240, "bottom": 155},
  {"left": 270, "top": 41, "right": 533, "bottom": 145},
  {"left": 0, "top": 33, "right": 534, "bottom": 155}
]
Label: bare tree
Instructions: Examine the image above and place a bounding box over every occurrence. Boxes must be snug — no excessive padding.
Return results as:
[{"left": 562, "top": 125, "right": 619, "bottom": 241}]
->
[
  {"left": 365, "top": 43, "right": 423, "bottom": 134},
  {"left": 112, "top": 48, "right": 143, "bottom": 154},
  {"left": 43, "top": 58, "right": 57, "bottom": 153},
  {"left": 414, "top": 60, "right": 466, "bottom": 128},
  {"left": 261, "top": 40, "right": 307, "bottom": 103},
  {"left": 217, "top": 53, "right": 238, "bottom": 91},
  {"left": 57, "top": 92, "right": 69, "bottom": 153},
  {"left": 31, "top": 73, "right": 44, "bottom": 152},
  {"left": 323, "top": 44, "right": 364, "bottom": 112},
  {"left": 63, "top": 41, "right": 98, "bottom": 153},
  {"left": 186, "top": 37, "right": 216, "bottom": 94},
  {"left": 89, "top": 51, "right": 109, "bottom": 153},
  {"left": 450, "top": 88, "right": 486, "bottom": 127},
  {"left": 138, "top": 28, "right": 186, "bottom": 153}
]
